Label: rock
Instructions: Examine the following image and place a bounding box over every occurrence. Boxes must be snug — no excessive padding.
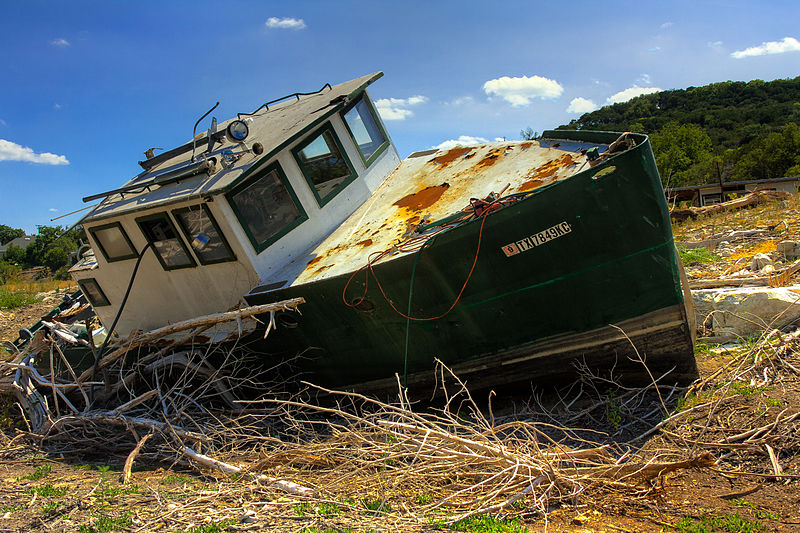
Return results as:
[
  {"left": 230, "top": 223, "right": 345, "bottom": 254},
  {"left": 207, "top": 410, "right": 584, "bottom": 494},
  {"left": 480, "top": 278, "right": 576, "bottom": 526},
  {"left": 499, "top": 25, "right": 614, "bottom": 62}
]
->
[
  {"left": 762, "top": 264, "right": 775, "bottom": 274},
  {"left": 750, "top": 253, "right": 772, "bottom": 271},
  {"left": 777, "top": 240, "right": 800, "bottom": 260},
  {"left": 692, "top": 285, "right": 800, "bottom": 337}
]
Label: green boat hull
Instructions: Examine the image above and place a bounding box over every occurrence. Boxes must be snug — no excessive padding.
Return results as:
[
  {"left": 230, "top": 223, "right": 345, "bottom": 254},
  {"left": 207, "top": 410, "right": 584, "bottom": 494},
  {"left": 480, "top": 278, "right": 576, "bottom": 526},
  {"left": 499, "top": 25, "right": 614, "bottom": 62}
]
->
[{"left": 245, "top": 131, "right": 697, "bottom": 393}]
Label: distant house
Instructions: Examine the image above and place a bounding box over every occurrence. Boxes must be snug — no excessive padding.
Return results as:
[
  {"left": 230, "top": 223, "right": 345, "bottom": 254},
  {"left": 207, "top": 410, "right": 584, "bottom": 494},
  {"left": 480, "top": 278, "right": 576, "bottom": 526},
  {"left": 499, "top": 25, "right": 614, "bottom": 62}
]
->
[
  {"left": 0, "top": 235, "right": 36, "bottom": 258},
  {"left": 666, "top": 176, "right": 800, "bottom": 207}
]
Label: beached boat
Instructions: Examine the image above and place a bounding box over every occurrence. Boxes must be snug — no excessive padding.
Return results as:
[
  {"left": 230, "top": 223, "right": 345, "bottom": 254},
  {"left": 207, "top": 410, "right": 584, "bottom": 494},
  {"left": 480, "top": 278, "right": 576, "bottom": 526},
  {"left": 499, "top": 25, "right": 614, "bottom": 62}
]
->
[{"left": 51, "top": 72, "right": 695, "bottom": 393}]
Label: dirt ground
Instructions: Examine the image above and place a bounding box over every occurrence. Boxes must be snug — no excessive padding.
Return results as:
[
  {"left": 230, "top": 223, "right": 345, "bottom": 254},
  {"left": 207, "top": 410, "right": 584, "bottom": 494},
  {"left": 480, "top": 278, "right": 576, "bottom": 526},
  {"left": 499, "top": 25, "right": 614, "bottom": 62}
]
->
[
  {"left": 2, "top": 195, "right": 800, "bottom": 532},
  {"left": 1, "top": 340, "right": 799, "bottom": 532}
]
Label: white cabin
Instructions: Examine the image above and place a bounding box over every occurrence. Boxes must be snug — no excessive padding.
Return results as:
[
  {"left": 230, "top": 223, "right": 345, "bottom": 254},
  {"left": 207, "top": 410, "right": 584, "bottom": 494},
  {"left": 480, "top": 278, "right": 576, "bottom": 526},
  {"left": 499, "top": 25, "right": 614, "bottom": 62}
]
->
[{"left": 70, "top": 72, "right": 399, "bottom": 337}]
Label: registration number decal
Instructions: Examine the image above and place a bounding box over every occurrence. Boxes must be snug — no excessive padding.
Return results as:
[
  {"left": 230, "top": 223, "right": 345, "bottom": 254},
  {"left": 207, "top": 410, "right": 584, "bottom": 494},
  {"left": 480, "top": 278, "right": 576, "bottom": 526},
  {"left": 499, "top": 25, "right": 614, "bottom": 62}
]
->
[{"left": 501, "top": 221, "right": 572, "bottom": 257}]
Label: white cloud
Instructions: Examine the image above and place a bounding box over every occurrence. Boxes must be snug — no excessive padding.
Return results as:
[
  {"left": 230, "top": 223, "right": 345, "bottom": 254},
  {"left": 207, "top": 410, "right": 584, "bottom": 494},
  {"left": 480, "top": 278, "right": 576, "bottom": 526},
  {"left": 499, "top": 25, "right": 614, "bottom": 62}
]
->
[
  {"left": 53, "top": 103, "right": 62, "bottom": 110},
  {"left": 446, "top": 96, "right": 475, "bottom": 106},
  {"left": 644, "top": 46, "right": 661, "bottom": 53},
  {"left": 567, "top": 97, "right": 599, "bottom": 114},
  {"left": 660, "top": 22, "right": 674, "bottom": 29},
  {"left": 482, "top": 75, "right": 563, "bottom": 107},
  {"left": 637, "top": 73, "right": 652, "bottom": 85},
  {"left": 49, "top": 208, "right": 58, "bottom": 212},
  {"left": 433, "top": 136, "right": 489, "bottom": 150},
  {"left": 606, "top": 86, "right": 662, "bottom": 104},
  {"left": 374, "top": 95, "right": 428, "bottom": 121},
  {"left": 50, "top": 38, "right": 70, "bottom": 47},
  {"left": 0, "top": 139, "right": 69, "bottom": 165},
  {"left": 731, "top": 37, "right": 800, "bottom": 58},
  {"left": 265, "top": 17, "right": 306, "bottom": 30},
  {"left": 708, "top": 40, "right": 724, "bottom": 49},
  {"left": 0, "top": 119, "right": 6, "bottom": 127}
]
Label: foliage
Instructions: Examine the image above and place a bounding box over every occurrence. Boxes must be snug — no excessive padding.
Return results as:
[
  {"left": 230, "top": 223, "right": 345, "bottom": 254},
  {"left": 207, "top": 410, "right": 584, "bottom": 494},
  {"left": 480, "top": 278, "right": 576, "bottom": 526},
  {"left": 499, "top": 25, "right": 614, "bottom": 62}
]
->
[
  {"left": 673, "top": 512, "right": 765, "bottom": 532},
  {"left": 556, "top": 76, "right": 800, "bottom": 187},
  {"left": 447, "top": 514, "right": 527, "bottom": 532},
  {"left": 0, "top": 287, "right": 40, "bottom": 309},
  {"left": 0, "top": 260, "right": 21, "bottom": 284},
  {"left": 677, "top": 246, "right": 720, "bottom": 264},
  {"left": 0, "top": 224, "right": 24, "bottom": 246},
  {"left": 650, "top": 122, "right": 713, "bottom": 187},
  {"left": 520, "top": 127, "right": 538, "bottom": 140},
  {"left": 3, "top": 244, "right": 26, "bottom": 265}
]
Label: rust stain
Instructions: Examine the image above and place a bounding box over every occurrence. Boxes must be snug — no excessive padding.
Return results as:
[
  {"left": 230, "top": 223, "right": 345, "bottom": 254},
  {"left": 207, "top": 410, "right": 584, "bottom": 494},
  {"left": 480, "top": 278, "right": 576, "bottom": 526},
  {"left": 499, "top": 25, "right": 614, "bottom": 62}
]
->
[
  {"left": 407, "top": 215, "right": 421, "bottom": 225},
  {"left": 306, "top": 256, "right": 323, "bottom": 267},
  {"left": 475, "top": 148, "right": 505, "bottom": 169},
  {"left": 393, "top": 183, "right": 450, "bottom": 211},
  {"left": 517, "top": 154, "right": 576, "bottom": 192},
  {"left": 355, "top": 239, "right": 373, "bottom": 247},
  {"left": 431, "top": 147, "right": 472, "bottom": 166},
  {"left": 313, "top": 264, "right": 332, "bottom": 275},
  {"left": 517, "top": 179, "right": 544, "bottom": 193},
  {"left": 520, "top": 142, "right": 533, "bottom": 150}
]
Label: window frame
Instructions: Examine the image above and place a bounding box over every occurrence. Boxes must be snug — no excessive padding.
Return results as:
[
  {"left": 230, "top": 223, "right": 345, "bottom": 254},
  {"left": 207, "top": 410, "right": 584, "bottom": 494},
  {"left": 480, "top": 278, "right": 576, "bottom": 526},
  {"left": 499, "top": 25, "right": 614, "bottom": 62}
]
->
[
  {"left": 135, "top": 212, "right": 197, "bottom": 271},
  {"left": 340, "top": 94, "right": 390, "bottom": 168},
  {"left": 171, "top": 204, "right": 237, "bottom": 265},
  {"left": 77, "top": 278, "right": 111, "bottom": 307},
  {"left": 225, "top": 162, "right": 309, "bottom": 254},
  {"left": 87, "top": 221, "right": 138, "bottom": 263},
  {"left": 291, "top": 122, "right": 358, "bottom": 207}
]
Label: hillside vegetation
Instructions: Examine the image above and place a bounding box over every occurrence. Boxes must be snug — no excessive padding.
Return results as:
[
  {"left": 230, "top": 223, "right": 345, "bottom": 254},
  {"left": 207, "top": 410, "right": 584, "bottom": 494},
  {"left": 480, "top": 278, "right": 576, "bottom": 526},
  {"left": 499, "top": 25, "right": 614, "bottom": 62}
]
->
[{"left": 556, "top": 76, "right": 800, "bottom": 188}]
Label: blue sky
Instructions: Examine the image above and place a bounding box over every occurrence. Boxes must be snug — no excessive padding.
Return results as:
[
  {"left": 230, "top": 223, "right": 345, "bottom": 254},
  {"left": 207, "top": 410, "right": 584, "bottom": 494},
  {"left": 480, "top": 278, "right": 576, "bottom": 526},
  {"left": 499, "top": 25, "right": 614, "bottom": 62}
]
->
[{"left": 1, "top": 0, "right": 799, "bottom": 233}]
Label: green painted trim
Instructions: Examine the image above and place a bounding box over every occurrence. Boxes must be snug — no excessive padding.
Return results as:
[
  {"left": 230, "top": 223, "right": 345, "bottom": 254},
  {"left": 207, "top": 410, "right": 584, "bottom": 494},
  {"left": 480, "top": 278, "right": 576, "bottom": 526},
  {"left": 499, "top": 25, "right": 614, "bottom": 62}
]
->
[
  {"left": 340, "top": 93, "right": 390, "bottom": 168},
  {"left": 87, "top": 221, "right": 138, "bottom": 263},
  {"left": 77, "top": 278, "right": 111, "bottom": 307},
  {"left": 171, "top": 203, "right": 237, "bottom": 265},
  {"left": 225, "top": 162, "right": 309, "bottom": 254},
  {"left": 291, "top": 122, "right": 358, "bottom": 207},
  {"left": 135, "top": 212, "right": 197, "bottom": 271}
]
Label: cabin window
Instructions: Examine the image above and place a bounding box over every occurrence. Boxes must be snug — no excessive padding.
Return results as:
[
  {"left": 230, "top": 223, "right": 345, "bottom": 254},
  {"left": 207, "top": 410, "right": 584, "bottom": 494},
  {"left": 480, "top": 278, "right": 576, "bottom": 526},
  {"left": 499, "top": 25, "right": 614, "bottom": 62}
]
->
[
  {"left": 172, "top": 204, "right": 236, "bottom": 265},
  {"left": 136, "top": 213, "right": 196, "bottom": 270},
  {"left": 88, "top": 222, "right": 137, "bottom": 262},
  {"left": 342, "top": 95, "right": 388, "bottom": 166},
  {"left": 292, "top": 124, "right": 357, "bottom": 206},
  {"left": 78, "top": 278, "right": 110, "bottom": 307},
  {"left": 226, "top": 163, "right": 308, "bottom": 254}
]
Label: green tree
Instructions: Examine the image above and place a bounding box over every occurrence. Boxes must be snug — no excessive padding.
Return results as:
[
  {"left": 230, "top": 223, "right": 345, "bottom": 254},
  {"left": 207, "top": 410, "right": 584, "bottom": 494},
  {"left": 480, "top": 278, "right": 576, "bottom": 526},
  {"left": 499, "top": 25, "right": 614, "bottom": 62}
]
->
[
  {"left": 42, "top": 247, "right": 69, "bottom": 271},
  {"left": 0, "top": 224, "right": 24, "bottom": 246},
  {"left": 3, "top": 244, "right": 26, "bottom": 264},
  {"left": 650, "top": 122, "right": 713, "bottom": 187},
  {"left": 520, "top": 127, "right": 538, "bottom": 140}
]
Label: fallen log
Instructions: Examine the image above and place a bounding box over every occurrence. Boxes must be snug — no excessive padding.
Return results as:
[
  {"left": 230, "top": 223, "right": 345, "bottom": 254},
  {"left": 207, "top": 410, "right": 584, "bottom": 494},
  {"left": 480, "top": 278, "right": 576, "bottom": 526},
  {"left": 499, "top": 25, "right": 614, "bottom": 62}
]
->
[{"left": 671, "top": 190, "right": 790, "bottom": 222}]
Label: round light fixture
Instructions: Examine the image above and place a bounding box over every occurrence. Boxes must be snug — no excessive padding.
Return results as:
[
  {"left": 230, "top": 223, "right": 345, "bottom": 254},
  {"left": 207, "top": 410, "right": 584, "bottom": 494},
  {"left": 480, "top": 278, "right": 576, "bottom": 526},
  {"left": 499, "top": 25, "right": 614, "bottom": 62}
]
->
[{"left": 225, "top": 120, "right": 249, "bottom": 142}]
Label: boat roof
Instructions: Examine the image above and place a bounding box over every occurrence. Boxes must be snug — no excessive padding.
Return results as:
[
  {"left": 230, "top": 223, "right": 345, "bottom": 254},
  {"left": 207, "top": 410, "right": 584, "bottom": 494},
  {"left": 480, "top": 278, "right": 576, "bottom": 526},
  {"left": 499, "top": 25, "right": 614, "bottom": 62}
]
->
[
  {"left": 83, "top": 72, "right": 383, "bottom": 223},
  {"left": 261, "top": 137, "right": 603, "bottom": 289}
]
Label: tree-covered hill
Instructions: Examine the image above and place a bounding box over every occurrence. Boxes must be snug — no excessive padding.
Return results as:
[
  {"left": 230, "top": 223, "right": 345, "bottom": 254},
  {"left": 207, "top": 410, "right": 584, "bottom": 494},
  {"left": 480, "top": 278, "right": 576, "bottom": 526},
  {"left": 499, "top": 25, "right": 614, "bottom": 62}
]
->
[{"left": 556, "top": 77, "right": 800, "bottom": 188}]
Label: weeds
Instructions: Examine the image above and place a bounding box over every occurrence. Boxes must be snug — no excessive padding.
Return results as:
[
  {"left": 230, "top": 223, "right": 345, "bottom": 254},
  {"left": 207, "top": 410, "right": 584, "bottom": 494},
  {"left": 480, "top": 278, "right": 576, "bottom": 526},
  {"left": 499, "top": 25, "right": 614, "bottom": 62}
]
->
[
  {"left": 361, "top": 498, "right": 391, "bottom": 513},
  {"left": 730, "top": 499, "right": 781, "bottom": 520},
  {"left": 78, "top": 512, "right": 133, "bottom": 533},
  {"left": 185, "top": 520, "right": 236, "bottom": 533},
  {"left": 673, "top": 512, "right": 765, "bottom": 532},
  {"left": 678, "top": 246, "right": 720, "bottom": 264},
  {"left": 446, "top": 514, "right": 527, "bottom": 532},
  {"left": 25, "top": 484, "right": 68, "bottom": 497},
  {"left": 25, "top": 464, "right": 52, "bottom": 480},
  {"left": 605, "top": 388, "right": 622, "bottom": 430},
  {"left": 0, "top": 287, "right": 40, "bottom": 309}
]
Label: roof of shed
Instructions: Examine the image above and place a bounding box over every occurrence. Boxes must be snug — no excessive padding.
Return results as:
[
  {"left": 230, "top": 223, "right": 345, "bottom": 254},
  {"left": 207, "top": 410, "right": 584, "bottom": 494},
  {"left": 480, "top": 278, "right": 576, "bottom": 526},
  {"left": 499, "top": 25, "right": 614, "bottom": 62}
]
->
[{"left": 83, "top": 72, "right": 383, "bottom": 223}]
